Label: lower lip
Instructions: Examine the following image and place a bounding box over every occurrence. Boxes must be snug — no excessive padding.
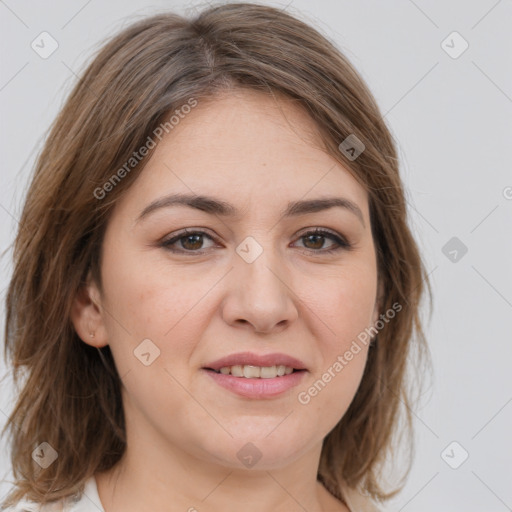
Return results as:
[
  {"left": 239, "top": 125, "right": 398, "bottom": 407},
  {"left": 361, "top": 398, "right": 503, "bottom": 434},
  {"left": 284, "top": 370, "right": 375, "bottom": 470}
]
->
[{"left": 203, "top": 369, "right": 307, "bottom": 399}]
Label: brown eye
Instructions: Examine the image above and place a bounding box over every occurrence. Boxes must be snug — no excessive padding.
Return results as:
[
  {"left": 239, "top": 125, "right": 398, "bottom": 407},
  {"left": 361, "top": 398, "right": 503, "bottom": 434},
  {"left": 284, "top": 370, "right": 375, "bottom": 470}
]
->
[
  {"left": 161, "top": 228, "right": 350, "bottom": 255},
  {"left": 180, "top": 234, "right": 205, "bottom": 251},
  {"left": 294, "top": 229, "right": 351, "bottom": 254},
  {"left": 302, "top": 233, "right": 327, "bottom": 250},
  {"left": 161, "top": 229, "right": 217, "bottom": 253}
]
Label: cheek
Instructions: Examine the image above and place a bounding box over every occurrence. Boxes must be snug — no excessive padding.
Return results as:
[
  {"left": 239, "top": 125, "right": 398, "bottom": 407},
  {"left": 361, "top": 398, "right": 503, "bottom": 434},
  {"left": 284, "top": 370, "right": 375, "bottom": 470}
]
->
[
  {"left": 101, "top": 245, "right": 201, "bottom": 336},
  {"left": 304, "top": 263, "right": 378, "bottom": 348},
  {"left": 99, "top": 251, "right": 231, "bottom": 393},
  {"left": 295, "top": 280, "right": 374, "bottom": 431},
  {"left": 295, "top": 261, "right": 377, "bottom": 410},
  {"left": 98, "top": 259, "right": 208, "bottom": 422}
]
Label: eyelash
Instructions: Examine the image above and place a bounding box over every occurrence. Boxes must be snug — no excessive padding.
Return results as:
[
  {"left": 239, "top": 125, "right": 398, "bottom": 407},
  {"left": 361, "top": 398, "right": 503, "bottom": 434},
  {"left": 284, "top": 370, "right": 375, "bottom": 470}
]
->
[{"left": 160, "top": 228, "right": 351, "bottom": 255}]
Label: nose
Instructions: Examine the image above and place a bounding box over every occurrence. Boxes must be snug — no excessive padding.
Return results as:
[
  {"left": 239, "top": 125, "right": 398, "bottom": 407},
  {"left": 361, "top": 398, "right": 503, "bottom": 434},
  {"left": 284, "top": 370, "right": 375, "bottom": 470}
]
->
[{"left": 220, "top": 246, "right": 299, "bottom": 334}]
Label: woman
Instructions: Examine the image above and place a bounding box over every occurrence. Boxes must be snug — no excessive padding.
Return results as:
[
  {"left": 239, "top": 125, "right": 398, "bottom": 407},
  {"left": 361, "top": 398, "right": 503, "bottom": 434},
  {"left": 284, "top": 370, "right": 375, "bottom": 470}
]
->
[{"left": 1, "top": 3, "right": 430, "bottom": 511}]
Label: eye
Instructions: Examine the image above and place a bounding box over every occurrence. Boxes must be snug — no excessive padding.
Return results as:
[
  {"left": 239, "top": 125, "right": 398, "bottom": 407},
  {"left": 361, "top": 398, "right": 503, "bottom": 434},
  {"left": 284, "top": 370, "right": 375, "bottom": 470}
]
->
[
  {"left": 293, "top": 228, "right": 351, "bottom": 254},
  {"left": 160, "top": 227, "right": 351, "bottom": 255},
  {"left": 161, "top": 229, "right": 218, "bottom": 253}
]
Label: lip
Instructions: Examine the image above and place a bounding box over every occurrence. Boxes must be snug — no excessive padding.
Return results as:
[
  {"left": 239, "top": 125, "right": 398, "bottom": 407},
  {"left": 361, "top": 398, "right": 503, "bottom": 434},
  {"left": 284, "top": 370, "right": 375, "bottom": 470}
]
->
[
  {"left": 203, "top": 368, "right": 307, "bottom": 399},
  {"left": 203, "top": 351, "right": 308, "bottom": 372}
]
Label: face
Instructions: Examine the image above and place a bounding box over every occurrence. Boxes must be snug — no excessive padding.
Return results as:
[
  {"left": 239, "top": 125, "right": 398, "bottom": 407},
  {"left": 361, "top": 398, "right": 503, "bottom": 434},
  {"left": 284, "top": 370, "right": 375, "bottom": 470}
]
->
[{"left": 73, "top": 89, "right": 380, "bottom": 471}]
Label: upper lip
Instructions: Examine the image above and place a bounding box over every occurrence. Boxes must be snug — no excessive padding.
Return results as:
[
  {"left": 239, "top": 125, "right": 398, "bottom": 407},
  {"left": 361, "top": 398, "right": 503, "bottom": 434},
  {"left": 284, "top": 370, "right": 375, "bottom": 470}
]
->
[{"left": 204, "top": 352, "right": 308, "bottom": 371}]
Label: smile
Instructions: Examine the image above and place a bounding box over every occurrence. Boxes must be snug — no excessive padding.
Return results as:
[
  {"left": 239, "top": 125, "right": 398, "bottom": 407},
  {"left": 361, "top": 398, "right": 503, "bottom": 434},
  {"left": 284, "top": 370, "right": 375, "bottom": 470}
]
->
[
  {"left": 203, "top": 367, "right": 307, "bottom": 399},
  {"left": 214, "top": 364, "right": 295, "bottom": 379}
]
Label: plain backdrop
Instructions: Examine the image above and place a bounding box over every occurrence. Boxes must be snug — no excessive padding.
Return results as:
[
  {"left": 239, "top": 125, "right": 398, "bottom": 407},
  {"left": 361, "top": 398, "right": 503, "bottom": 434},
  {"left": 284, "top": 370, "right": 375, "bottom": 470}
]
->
[{"left": 0, "top": 1, "right": 511, "bottom": 511}]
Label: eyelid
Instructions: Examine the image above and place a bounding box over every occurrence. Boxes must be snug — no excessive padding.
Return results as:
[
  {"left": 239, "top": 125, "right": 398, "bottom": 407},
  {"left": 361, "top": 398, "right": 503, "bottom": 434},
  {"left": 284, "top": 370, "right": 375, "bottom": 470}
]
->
[
  {"left": 160, "top": 227, "right": 352, "bottom": 254},
  {"left": 294, "top": 226, "right": 348, "bottom": 243},
  {"left": 292, "top": 227, "right": 352, "bottom": 252},
  {"left": 160, "top": 228, "right": 219, "bottom": 249}
]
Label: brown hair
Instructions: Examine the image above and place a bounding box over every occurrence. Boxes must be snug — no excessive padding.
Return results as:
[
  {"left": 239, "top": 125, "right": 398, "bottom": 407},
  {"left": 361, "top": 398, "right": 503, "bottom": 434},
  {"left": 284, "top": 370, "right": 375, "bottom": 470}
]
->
[{"left": 1, "top": 2, "right": 431, "bottom": 508}]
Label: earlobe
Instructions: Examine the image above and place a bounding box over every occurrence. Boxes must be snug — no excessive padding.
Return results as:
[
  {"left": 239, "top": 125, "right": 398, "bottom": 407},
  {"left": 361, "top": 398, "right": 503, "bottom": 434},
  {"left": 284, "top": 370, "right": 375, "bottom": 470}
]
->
[{"left": 70, "top": 275, "right": 109, "bottom": 348}]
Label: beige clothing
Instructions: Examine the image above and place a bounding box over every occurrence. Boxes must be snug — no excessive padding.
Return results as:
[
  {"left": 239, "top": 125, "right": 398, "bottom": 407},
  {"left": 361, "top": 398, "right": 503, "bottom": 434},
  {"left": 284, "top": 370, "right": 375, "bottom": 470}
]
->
[{"left": 5, "top": 475, "right": 383, "bottom": 511}]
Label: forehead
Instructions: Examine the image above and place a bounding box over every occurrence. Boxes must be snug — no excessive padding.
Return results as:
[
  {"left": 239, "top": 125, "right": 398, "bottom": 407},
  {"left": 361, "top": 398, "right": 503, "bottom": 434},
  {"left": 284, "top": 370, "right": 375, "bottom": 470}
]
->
[
  {"left": 116, "top": 89, "right": 369, "bottom": 220},
  {"left": 163, "top": 89, "right": 333, "bottom": 174}
]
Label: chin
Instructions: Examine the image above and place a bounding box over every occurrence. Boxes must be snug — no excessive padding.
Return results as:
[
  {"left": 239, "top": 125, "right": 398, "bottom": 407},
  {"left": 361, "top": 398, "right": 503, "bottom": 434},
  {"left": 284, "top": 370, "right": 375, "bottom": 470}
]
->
[{"left": 198, "top": 428, "right": 312, "bottom": 471}]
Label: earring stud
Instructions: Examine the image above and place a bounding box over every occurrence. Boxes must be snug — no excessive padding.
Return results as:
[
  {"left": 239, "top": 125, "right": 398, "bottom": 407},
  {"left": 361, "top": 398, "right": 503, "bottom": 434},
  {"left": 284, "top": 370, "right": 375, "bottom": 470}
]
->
[{"left": 89, "top": 332, "right": 95, "bottom": 338}]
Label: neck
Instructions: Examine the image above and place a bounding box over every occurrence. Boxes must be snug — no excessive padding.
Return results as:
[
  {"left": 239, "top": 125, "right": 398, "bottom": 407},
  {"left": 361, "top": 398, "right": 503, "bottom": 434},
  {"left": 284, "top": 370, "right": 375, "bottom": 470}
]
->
[{"left": 95, "top": 437, "right": 345, "bottom": 512}]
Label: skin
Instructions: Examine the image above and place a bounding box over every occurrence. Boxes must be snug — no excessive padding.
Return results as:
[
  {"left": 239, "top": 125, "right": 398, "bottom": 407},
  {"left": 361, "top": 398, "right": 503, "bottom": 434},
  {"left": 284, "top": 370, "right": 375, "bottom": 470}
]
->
[{"left": 71, "top": 89, "right": 380, "bottom": 512}]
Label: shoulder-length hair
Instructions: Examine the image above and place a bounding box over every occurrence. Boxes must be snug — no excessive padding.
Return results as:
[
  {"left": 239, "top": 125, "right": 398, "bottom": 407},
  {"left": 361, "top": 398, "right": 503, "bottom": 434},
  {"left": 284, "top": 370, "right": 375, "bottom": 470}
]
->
[{"left": 2, "top": 2, "right": 431, "bottom": 508}]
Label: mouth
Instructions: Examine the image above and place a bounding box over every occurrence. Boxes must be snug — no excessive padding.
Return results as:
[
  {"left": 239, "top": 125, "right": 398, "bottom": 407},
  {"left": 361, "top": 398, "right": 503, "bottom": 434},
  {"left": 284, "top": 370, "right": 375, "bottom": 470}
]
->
[
  {"left": 203, "top": 351, "right": 308, "bottom": 373},
  {"left": 203, "top": 367, "right": 307, "bottom": 399},
  {"left": 202, "top": 352, "right": 308, "bottom": 399},
  {"left": 206, "top": 364, "right": 303, "bottom": 379}
]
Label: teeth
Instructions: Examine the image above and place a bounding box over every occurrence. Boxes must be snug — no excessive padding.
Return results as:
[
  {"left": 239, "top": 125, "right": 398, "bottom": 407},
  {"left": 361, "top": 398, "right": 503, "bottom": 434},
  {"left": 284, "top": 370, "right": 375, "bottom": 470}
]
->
[
  {"left": 243, "top": 365, "right": 261, "bottom": 378},
  {"left": 260, "top": 366, "right": 277, "bottom": 378},
  {"left": 231, "top": 365, "right": 243, "bottom": 377},
  {"left": 216, "top": 364, "right": 296, "bottom": 378}
]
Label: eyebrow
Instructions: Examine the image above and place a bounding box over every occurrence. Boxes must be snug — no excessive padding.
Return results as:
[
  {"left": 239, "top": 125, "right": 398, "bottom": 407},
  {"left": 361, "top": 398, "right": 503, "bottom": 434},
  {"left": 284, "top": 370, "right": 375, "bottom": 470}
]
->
[{"left": 136, "top": 193, "right": 365, "bottom": 227}]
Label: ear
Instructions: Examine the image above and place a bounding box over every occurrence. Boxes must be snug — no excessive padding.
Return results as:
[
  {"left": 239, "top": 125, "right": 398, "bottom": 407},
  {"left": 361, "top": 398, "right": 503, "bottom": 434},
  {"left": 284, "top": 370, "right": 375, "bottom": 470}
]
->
[{"left": 70, "top": 271, "right": 109, "bottom": 348}]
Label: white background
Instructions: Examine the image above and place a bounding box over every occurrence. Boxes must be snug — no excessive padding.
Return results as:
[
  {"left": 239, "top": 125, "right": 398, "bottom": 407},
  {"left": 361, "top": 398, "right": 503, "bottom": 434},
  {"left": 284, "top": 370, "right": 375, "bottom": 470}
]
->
[{"left": 1, "top": 1, "right": 511, "bottom": 510}]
